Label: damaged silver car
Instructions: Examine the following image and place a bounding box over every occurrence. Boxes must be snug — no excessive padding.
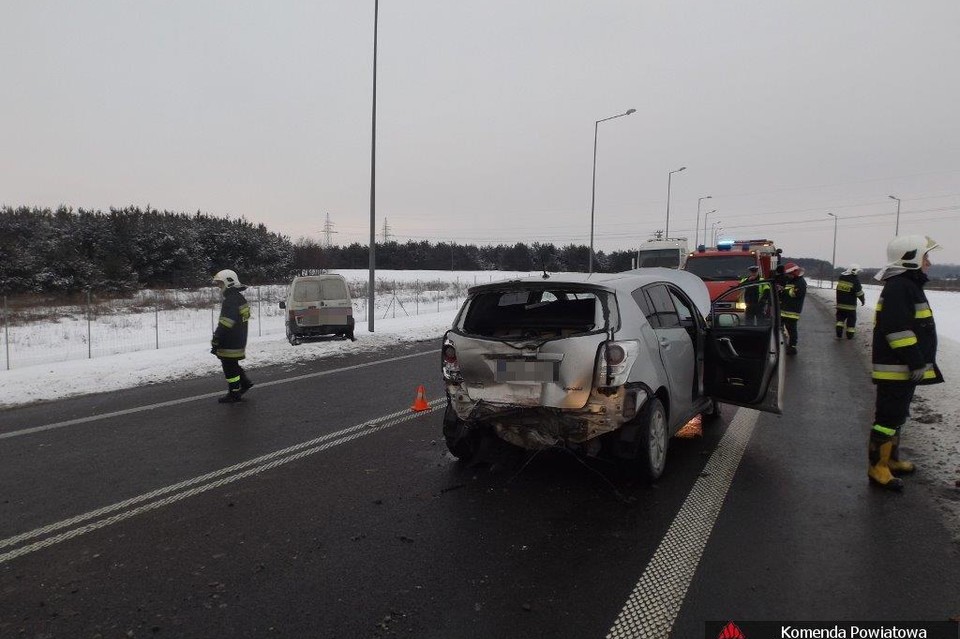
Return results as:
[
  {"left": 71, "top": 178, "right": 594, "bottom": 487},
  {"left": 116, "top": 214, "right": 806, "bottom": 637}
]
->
[{"left": 441, "top": 269, "right": 783, "bottom": 480}]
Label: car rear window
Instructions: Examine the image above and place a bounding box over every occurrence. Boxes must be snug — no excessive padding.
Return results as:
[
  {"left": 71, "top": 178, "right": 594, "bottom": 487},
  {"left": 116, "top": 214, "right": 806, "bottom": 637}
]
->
[{"left": 460, "top": 288, "right": 606, "bottom": 338}]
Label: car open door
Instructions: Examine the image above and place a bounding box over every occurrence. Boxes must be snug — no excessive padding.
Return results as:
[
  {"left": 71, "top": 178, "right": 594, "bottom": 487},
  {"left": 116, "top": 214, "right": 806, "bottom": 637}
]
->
[{"left": 703, "top": 281, "right": 784, "bottom": 414}]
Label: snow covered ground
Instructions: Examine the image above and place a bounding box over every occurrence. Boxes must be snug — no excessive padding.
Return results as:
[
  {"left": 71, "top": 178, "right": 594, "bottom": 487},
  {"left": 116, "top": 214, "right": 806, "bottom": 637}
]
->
[{"left": 2, "top": 273, "right": 958, "bottom": 535}]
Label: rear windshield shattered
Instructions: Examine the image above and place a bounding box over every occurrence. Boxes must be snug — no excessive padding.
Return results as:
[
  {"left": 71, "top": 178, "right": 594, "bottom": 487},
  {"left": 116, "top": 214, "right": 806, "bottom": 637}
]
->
[{"left": 460, "top": 288, "right": 609, "bottom": 339}]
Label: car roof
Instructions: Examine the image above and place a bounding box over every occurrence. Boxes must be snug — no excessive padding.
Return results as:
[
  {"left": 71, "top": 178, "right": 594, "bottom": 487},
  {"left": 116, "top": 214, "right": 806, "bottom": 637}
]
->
[{"left": 467, "top": 268, "right": 712, "bottom": 318}]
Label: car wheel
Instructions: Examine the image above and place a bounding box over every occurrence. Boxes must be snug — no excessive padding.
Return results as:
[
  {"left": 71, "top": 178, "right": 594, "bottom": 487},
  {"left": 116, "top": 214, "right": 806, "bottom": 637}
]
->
[{"left": 637, "top": 397, "right": 668, "bottom": 481}]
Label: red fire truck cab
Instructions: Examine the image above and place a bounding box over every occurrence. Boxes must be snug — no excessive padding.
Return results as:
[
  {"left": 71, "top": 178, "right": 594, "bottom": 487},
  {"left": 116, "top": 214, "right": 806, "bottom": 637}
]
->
[{"left": 683, "top": 239, "right": 781, "bottom": 301}]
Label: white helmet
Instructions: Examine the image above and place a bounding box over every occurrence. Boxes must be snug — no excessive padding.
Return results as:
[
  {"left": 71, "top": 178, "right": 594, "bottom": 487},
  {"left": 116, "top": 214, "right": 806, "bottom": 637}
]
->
[
  {"left": 885, "top": 235, "right": 941, "bottom": 269},
  {"left": 847, "top": 264, "right": 862, "bottom": 275},
  {"left": 213, "top": 269, "right": 243, "bottom": 289}
]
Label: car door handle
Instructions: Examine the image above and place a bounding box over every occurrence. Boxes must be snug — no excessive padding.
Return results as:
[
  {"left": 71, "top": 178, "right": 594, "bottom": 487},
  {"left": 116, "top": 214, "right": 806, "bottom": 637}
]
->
[{"left": 719, "top": 337, "right": 739, "bottom": 357}]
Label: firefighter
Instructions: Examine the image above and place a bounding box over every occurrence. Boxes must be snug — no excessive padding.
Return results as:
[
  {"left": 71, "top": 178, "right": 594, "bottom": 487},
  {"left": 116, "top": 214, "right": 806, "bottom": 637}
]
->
[
  {"left": 778, "top": 262, "right": 806, "bottom": 355},
  {"left": 868, "top": 235, "right": 943, "bottom": 490},
  {"left": 835, "top": 263, "right": 866, "bottom": 339},
  {"left": 211, "top": 269, "right": 254, "bottom": 403}
]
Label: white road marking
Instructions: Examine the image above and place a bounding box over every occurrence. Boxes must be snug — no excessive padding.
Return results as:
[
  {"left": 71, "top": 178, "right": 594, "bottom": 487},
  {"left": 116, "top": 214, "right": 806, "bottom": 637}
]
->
[
  {"left": 606, "top": 407, "right": 760, "bottom": 639},
  {"left": 0, "top": 401, "right": 442, "bottom": 565},
  {"left": 0, "top": 349, "right": 434, "bottom": 440}
]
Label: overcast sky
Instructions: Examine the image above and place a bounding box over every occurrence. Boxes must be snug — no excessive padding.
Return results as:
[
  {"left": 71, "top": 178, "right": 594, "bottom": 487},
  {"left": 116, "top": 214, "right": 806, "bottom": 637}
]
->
[{"left": 2, "top": 1, "right": 959, "bottom": 268}]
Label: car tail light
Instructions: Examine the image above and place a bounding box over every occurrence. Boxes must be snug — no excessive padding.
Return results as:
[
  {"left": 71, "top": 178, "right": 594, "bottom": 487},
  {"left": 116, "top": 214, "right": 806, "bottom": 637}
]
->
[
  {"left": 596, "top": 340, "right": 640, "bottom": 387},
  {"left": 442, "top": 340, "right": 462, "bottom": 383}
]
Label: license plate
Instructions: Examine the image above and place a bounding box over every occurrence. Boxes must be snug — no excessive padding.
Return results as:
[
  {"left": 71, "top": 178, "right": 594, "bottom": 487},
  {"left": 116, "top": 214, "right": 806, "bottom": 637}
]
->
[{"left": 495, "top": 359, "right": 558, "bottom": 383}]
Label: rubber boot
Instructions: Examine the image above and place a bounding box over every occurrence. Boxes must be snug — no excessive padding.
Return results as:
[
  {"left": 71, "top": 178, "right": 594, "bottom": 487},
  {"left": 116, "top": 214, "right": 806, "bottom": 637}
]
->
[
  {"left": 239, "top": 371, "right": 254, "bottom": 395},
  {"left": 868, "top": 438, "right": 904, "bottom": 491},
  {"left": 835, "top": 322, "right": 844, "bottom": 339},
  {"left": 887, "top": 435, "right": 915, "bottom": 475},
  {"left": 218, "top": 390, "right": 243, "bottom": 403}
]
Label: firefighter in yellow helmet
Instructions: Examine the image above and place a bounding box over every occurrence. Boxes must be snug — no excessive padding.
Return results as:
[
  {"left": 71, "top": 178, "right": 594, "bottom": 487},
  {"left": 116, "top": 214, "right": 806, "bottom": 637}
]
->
[
  {"left": 211, "top": 269, "right": 254, "bottom": 403},
  {"left": 868, "top": 236, "right": 944, "bottom": 490}
]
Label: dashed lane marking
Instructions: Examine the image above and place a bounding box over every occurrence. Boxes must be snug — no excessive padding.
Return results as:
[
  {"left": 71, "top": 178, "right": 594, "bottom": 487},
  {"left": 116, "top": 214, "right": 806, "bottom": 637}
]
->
[
  {"left": 0, "top": 400, "right": 442, "bottom": 565},
  {"left": 606, "top": 407, "right": 760, "bottom": 639},
  {"left": 0, "top": 349, "right": 434, "bottom": 440}
]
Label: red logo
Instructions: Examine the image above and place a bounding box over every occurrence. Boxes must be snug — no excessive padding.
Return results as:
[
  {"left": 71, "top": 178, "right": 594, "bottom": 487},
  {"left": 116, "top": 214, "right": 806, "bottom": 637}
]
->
[{"left": 717, "top": 621, "right": 746, "bottom": 639}]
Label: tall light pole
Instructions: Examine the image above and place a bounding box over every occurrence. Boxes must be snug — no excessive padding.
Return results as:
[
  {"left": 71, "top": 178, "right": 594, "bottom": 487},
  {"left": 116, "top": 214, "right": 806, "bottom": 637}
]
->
[
  {"left": 664, "top": 166, "right": 686, "bottom": 240},
  {"left": 367, "top": 0, "right": 379, "bottom": 332},
  {"left": 828, "top": 212, "right": 838, "bottom": 288},
  {"left": 703, "top": 209, "right": 717, "bottom": 247},
  {"left": 589, "top": 108, "right": 636, "bottom": 273},
  {"left": 888, "top": 195, "right": 901, "bottom": 235},
  {"left": 695, "top": 195, "right": 712, "bottom": 248}
]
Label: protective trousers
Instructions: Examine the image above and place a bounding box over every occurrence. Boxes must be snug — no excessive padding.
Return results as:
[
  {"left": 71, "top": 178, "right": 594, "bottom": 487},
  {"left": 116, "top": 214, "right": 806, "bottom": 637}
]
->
[
  {"left": 871, "top": 382, "right": 917, "bottom": 442},
  {"left": 835, "top": 308, "right": 857, "bottom": 339},
  {"left": 220, "top": 358, "right": 248, "bottom": 393},
  {"left": 782, "top": 317, "right": 799, "bottom": 348}
]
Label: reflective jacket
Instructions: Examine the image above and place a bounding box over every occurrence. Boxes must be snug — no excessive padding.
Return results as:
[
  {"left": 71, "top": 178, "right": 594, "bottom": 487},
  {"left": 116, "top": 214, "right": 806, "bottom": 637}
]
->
[
  {"left": 835, "top": 273, "right": 865, "bottom": 310},
  {"left": 212, "top": 287, "right": 250, "bottom": 359},
  {"left": 871, "top": 270, "right": 943, "bottom": 385},
  {"left": 779, "top": 275, "right": 807, "bottom": 320}
]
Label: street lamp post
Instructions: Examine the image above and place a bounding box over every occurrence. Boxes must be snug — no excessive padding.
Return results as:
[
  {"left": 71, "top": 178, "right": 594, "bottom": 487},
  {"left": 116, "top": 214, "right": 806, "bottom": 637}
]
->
[
  {"left": 367, "top": 0, "right": 379, "bottom": 333},
  {"left": 695, "top": 195, "right": 712, "bottom": 248},
  {"left": 888, "top": 195, "right": 901, "bottom": 235},
  {"left": 703, "top": 210, "right": 716, "bottom": 247},
  {"left": 711, "top": 221, "right": 722, "bottom": 246},
  {"left": 664, "top": 166, "right": 686, "bottom": 240},
  {"left": 828, "top": 212, "right": 838, "bottom": 288},
  {"left": 589, "top": 108, "right": 636, "bottom": 273}
]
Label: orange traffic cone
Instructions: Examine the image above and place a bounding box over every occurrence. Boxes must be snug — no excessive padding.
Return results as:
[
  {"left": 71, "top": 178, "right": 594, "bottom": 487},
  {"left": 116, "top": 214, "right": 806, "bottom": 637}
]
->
[{"left": 411, "top": 385, "right": 429, "bottom": 412}]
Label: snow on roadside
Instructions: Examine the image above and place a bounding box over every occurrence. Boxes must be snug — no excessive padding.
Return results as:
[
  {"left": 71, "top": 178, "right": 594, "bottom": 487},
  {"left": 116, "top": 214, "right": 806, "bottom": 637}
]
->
[
  {"left": 0, "top": 309, "right": 458, "bottom": 409},
  {"left": 808, "top": 285, "right": 960, "bottom": 539}
]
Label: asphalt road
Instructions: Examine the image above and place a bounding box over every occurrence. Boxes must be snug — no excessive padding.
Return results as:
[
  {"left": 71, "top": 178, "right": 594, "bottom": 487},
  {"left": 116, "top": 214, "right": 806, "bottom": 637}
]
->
[{"left": 1, "top": 302, "right": 958, "bottom": 639}]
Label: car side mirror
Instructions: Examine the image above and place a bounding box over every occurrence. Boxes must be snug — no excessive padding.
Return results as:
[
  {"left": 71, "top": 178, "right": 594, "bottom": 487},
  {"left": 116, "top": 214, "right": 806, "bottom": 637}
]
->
[
  {"left": 279, "top": 301, "right": 286, "bottom": 309},
  {"left": 714, "top": 313, "right": 741, "bottom": 327}
]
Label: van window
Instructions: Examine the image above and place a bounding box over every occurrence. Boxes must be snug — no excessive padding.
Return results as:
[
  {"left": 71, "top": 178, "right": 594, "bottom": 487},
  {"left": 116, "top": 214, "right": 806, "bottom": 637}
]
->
[
  {"left": 292, "top": 278, "right": 348, "bottom": 302},
  {"left": 293, "top": 280, "right": 322, "bottom": 302},
  {"left": 321, "top": 278, "right": 348, "bottom": 299}
]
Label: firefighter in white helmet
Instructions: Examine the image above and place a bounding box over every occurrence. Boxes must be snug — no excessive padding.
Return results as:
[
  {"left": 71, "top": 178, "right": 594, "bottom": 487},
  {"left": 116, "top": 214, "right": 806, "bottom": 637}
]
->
[
  {"left": 211, "top": 269, "right": 254, "bottom": 403},
  {"left": 868, "top": 236, "right": 943, "bottom": 490},
  {"left": 834, "top": 263, "right": 865, "bottom": 339}
]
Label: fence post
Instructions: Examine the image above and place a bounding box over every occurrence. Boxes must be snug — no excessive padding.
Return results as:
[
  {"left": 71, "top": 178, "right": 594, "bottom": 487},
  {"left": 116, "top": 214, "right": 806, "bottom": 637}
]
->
[
  {"left": 3, "top": 295, "right": 9, "bottom": 370},
  {"left": 87, "top": 290, "right": 92, "bottom": 359},
  {"left": 155, "top": 291, "right": 160, "bottom": 349}
]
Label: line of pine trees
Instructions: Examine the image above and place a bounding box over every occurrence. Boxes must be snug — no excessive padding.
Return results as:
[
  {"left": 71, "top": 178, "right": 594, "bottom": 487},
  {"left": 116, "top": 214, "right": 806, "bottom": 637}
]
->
[
  {"left": 7, "top": 206, "right": 953, "bottom": 296},
  {"left": 0, "top": 206, "right": 638, "bottom": 295}
]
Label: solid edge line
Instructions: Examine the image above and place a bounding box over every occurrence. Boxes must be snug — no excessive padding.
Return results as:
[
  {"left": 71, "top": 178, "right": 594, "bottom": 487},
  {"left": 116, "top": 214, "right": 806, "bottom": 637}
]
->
[
  {"left": 0, "top": 349, "right": 435, "bottom": 440},
  {"left": 605, "top": 407, "right": 760, "bottom": 639}
]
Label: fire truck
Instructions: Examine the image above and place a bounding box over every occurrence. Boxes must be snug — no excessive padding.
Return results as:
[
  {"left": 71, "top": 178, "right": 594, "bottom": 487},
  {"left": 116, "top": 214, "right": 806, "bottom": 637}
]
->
[{"left": 683, "top": 239, "right": 781, "bottom": 301}]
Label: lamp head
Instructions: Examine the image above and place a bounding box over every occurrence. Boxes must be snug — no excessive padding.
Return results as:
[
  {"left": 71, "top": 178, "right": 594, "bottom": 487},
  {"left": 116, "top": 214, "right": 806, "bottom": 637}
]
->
[
  {"left": 625, "top": 108, "right": 636, "bottom": 115},
  {"left": 888, "top": 195, "right": 899, "bottom": 201}
]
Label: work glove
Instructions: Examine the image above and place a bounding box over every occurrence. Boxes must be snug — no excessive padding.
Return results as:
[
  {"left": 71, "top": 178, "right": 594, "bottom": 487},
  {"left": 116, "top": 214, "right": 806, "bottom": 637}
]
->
[
  {"left": 210, "top": 340, "right": 218, "bottom": 356},
  {"left": 859, "top": 298, "right": 865, "bottom": 306},
  {"left": 909, "top": 368, "right": 925, "bottom": 382}
]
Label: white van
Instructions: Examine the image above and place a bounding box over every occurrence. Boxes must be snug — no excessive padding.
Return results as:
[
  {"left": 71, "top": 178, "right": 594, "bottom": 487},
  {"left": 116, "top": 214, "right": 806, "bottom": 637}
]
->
[{"left": 279, "top": 274, "right": 355, "bottom": 345}]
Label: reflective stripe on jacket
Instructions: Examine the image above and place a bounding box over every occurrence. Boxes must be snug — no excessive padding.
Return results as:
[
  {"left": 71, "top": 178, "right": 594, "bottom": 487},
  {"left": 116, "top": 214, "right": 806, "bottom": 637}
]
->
[
  {"left": 835, "top": 273, "right": 865, "bottom": 311},
  {"left": 871, "top": 271, "right": 942, "bottom": 385},
  {"left": 779, "top": 275, "right": 806, "bottom": 317},
  {"left": 212, "top": 288, "right": 250, "bottom": 360}
]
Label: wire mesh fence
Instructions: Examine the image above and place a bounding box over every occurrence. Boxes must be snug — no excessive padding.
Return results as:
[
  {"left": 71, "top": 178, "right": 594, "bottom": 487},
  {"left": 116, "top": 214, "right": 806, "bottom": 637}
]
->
[{"left": 0, "top": 277, "right": 480, "bottom": 370}]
